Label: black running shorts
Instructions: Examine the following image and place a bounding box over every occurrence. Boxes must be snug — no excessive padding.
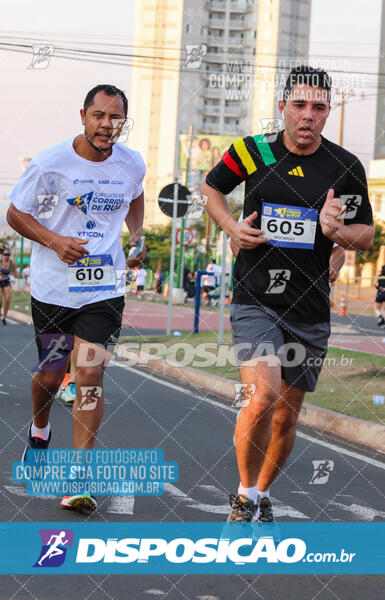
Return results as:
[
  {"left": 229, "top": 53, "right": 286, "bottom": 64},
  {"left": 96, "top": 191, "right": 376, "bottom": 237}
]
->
[{"left": 31, "top": 296, "right": 125, "bottom": 359}]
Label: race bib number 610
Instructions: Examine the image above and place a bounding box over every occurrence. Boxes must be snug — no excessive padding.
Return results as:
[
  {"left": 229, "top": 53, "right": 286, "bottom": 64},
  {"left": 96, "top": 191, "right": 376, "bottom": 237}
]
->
[
  {"left": 68, "top": 254, "right": 115, "bottom": 292},
  {"left": 261, "top": 202, "right": 318, "bottom": 250}
]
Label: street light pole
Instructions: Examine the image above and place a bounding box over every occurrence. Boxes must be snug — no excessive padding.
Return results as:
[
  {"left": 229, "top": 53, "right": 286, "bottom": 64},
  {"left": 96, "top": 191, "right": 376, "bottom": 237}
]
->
[
  {"left": 18, "top": 157, "right": 32, "bottom": 279},
  {"left": 176, "top": 126, "right": 197, "bottom": 288}
]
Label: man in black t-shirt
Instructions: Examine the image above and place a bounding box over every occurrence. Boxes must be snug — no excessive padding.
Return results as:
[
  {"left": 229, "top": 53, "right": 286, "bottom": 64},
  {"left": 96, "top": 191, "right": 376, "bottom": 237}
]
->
[{"left": 202, "top": 66, "right": 374, "bottom": 523}]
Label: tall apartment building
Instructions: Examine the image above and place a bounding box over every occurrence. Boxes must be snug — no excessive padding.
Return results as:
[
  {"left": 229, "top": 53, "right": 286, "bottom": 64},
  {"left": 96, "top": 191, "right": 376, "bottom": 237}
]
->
[
  {"left": 129, "top": 0, "right": 185, "bottom": 228},
  {"left": 177, "top": 0, "right": 311, "bottom": 140},
  {"left": 130, "top": 0, "right": 312, "bottom": 227}
]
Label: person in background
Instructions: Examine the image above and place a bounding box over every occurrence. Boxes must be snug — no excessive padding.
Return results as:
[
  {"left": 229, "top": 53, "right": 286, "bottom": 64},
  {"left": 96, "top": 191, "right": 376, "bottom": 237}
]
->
[
  {"left": 374, "top": 265, "right": 385, "bottom": 328},
  {"left": 136, "top": 265, "right": 147, "bottom": 299},
  {"left": 154, "top": 264, "right": 163, "bottom": 295},
  {"left": 183, "top": 265, "right": 192, "bottom": 303},
  {"left": 202, "top": 258, "right": 222, "bottom": 306},
  {"left": 196, "top": 138, "right": 212, "bottom": 172},
  {"left": 23, "top": 265, "right": 30, "bottom": 288},
  {"left": 0, "top": 248, "right": 17, "bottom": 325}
]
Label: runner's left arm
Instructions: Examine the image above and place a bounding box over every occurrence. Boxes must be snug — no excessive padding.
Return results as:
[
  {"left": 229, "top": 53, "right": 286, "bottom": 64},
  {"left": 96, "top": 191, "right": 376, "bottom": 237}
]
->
[
  {"left": 125, "top": 192, "right": 144, "bottom": 244},
  {"left": 329, "top": 245, "right": 345, "bottom": 283},
  {"left": 125, "top": 192, "right": 145, "bottom": 267},
  {"left": 125, "top": 152, "right": 146, "bottom": 248},
  {"left": 320, "top": 159, "right": 374, "bottom": 250}
]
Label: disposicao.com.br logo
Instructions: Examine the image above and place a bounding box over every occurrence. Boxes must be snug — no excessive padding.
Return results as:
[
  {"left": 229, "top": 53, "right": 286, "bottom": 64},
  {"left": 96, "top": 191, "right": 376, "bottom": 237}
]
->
[
  {"left": 34, "top": 529, "right": 74, "bottom": 567},
  {"left": 74, "top": 535, "right": 355, "bottom": 566}
]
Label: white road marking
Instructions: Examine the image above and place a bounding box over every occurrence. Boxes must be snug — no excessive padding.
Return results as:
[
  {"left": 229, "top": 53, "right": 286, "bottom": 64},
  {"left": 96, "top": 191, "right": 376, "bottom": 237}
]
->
[
  {"left": 111, "top": 361, "right": 385, "bottom": 471},
  {"left": 291, "top": 491, "right": 385, "bottom": 521},
  {"left": 0, "top": 391, "right": 10, "bottom": 395},
  {"left": 328, "top": 500, "right": 385, "bottom": 521},
  {"left": 143, "top": 591, "right": 166, "bottom": 596},
  {"left": 107, "top": 495, "right": 135, "bottom": 515},
  {"left": 295, "top": 431, "right": 385, "bottom": 471}
]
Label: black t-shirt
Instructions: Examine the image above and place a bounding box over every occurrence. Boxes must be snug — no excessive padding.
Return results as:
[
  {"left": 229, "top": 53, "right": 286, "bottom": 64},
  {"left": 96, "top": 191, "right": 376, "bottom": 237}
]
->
[{"left": 206, "top": 131, "right": 373, "bottom": 323}]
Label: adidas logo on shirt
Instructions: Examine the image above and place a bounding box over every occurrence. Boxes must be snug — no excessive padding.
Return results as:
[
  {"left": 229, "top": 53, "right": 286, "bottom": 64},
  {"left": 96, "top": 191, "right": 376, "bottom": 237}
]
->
[{"left": 288, "top": 166, "right": 304, "bottom": 177}]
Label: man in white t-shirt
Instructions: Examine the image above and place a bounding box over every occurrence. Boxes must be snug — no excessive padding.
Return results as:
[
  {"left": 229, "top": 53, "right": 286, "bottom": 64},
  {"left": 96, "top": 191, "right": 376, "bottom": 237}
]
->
[
  {"left": 135, "top": 267, "right": 147, "bottom": 299},
  {"left": 7, "top": 84, "right": 146, "bottom": 513},
  {"left": 202, "top": 258, "right": 222, "bottom": 306}
]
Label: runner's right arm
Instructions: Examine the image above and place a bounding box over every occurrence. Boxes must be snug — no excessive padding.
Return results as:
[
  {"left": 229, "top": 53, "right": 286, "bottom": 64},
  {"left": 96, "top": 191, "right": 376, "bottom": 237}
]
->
[
  {"left": 202, "top": 140, "right": 269, "bottom": 249},
  {"left": 7, "top": 160, "right": 89, "bottom": 265},
  {"left": 7, "top": 204, "right": 89, "bottom": 265}
]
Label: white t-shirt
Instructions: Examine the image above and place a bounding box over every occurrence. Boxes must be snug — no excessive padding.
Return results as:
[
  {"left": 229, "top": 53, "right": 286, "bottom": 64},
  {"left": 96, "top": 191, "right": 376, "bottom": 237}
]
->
[
  {"left": 9, "top": 137, "right": 145, "bottom": 308},
  {"left": 136, "top": 268, "right": 147, "bottom": 287},
  {"left": 205, "top": 263, "right": 222, "bottom": 287}
]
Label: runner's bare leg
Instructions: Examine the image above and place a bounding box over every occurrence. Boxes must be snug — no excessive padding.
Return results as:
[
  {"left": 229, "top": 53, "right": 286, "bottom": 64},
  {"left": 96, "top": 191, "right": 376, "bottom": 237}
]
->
[
  {"left": 234, "top": 357, "right": 281, "bottom": 487},
  {"left": 257, "top": 380, "right": 305, "bottom": 492},
  {"left": 72, "top": 336, "right": 110, "bottom": 449},
  {"left": 3, "top": 286, "right": 11, "bottom": 319},
  {"left": 32, "top": 355, "right": 71, "bottom": 428}
]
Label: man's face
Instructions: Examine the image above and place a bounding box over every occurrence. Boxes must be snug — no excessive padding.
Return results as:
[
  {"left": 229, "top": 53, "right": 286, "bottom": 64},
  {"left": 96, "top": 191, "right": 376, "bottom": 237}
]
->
[
  {"left": 279, "top": 84, "right": 330, "bottom": 149},
  {"left": 81, "top": 91, "right": 126, "bottom": 152}
]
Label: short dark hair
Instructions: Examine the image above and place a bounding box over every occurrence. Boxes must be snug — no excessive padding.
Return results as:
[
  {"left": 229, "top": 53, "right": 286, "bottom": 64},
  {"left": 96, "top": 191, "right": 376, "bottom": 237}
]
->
[
  {"left": 283, "top": 66, "right": 331, "bottom": 103},
  {"left": 84, "top": 84, "right": 128, "bottom": 116}
]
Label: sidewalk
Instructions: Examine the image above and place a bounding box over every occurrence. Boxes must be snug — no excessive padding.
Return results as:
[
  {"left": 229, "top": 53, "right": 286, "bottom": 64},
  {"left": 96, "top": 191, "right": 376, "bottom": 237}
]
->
[
  {"left": 332, "top": 283, "right": 377, "bottom": 316},
  {"left": 122, "top": 298, "right": 230, "bottom": 333},
  {"left": 123, "top": 298, "right": 385, "bottom": 356},
  {"left": 329, "top": 334, "right": 385, "bottom": 356}
]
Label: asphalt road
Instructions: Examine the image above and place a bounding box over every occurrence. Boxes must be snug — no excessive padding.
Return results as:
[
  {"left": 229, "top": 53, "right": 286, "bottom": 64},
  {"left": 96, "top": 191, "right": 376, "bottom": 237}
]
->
[{"left": 1, "top": 322, "right": 384, "bottom": 598}]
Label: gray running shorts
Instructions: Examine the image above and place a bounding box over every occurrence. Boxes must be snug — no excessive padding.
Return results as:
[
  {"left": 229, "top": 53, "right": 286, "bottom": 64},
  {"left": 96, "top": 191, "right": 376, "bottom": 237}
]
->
[{"left": 230, "top": 304, "right": 330, "bottom": 392}]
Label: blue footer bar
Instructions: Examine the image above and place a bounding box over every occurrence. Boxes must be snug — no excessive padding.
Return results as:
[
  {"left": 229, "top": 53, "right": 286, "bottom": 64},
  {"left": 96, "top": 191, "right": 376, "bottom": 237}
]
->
[{"left": 0, "top": 522, "right": 383, "bottom": 574}]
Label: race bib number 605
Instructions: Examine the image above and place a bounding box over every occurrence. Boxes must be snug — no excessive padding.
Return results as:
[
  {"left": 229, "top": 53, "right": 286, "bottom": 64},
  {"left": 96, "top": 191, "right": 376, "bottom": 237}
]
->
[
  {"left": 68, "top": 254, "right": 115, "bottom": 292},
  {"left": 261, "top": 202, "right": 318, "bottom": 250}
]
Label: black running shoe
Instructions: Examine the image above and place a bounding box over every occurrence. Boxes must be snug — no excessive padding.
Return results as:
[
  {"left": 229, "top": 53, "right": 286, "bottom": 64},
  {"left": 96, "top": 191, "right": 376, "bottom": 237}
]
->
[
  {"left": 258, "top": 497, "right": 274, "bottom": 522},
  {"left": 2, "top": 318, "right": 6, "bottom": 325},
  {"left": 377, "top": 316, "right": 385, "bottom": 327},
  {"left": 227, "top": 494, "right": 260, "bottom": 522},
  {"left": 22, "top": 422, "right": 51, "bottom": 462}
]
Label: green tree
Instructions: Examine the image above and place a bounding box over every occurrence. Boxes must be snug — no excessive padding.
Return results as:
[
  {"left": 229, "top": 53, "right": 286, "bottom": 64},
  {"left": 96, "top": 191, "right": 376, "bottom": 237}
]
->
[{"left": 122, "top": 223, "right": 172, "bottom": 271}]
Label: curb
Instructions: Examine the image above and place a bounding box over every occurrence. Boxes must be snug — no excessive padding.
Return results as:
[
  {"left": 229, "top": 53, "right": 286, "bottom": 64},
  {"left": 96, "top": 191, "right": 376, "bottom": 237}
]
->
[
  {"left": 118, "top": 344, "right": 385, "bottom": 453},
  {"left": 8, "top": 309, "right": 31, "bottom": 324}
]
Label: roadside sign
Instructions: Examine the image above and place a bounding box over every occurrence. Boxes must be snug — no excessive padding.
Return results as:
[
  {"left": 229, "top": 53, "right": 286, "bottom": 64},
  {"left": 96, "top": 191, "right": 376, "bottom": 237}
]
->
[
  {"left": 158, "top": 183, "right": 190, "bottom": 218},
  {"left": 15, "top": 256, "right": 31, "bottom": 265},
  {"left": 176, "top": 227, "right": 193, "bottom": 247}
]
